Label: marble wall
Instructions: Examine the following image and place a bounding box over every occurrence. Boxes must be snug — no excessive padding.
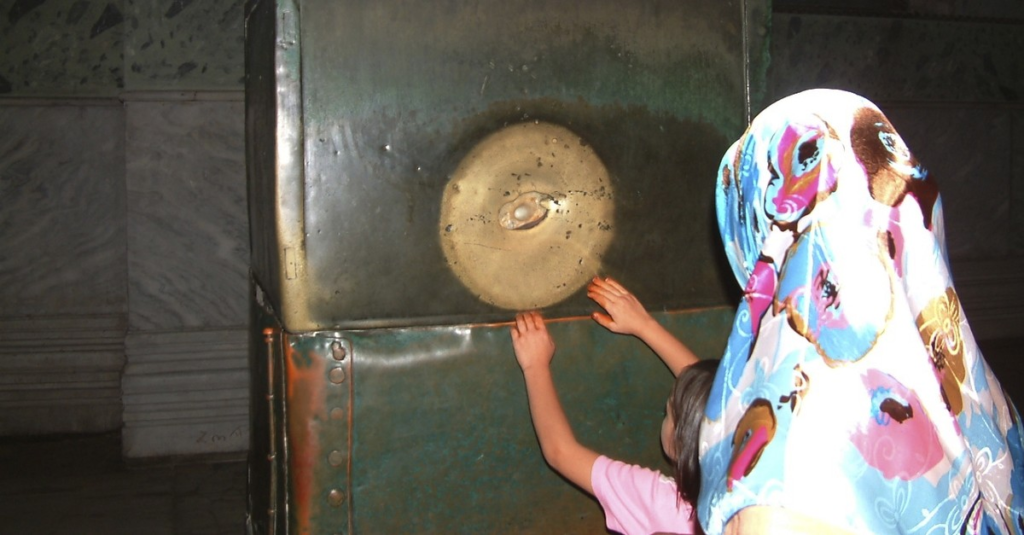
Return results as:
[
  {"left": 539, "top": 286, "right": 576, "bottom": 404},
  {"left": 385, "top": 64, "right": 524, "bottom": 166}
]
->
[
  {"left": 0, "top": 103, "right": 127, "bottom": 434},
  {"left": 0, "top": 0, "right": 249, "bottom": 457},
  {"left": 121, "top": 96, "right": 249, "bottom": 457}
]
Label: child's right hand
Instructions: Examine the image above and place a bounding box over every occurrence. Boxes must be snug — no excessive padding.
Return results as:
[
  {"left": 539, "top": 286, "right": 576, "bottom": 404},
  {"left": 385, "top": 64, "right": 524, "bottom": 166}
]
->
[
  {"left": 587, "top": 276, "right": 655, "bottom": 337},
  {"left": 511, "top": 311, "right": 556, "bottom": 372}
]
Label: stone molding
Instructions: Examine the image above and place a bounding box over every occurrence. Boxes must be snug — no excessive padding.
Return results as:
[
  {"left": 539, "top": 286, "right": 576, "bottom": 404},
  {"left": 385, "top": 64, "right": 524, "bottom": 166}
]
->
[
  {"left": 0, "top": 314, "right": 126, "bottom": 434},
  {"left": 121, "top": 328, "right": 249, "bottom": 459}
]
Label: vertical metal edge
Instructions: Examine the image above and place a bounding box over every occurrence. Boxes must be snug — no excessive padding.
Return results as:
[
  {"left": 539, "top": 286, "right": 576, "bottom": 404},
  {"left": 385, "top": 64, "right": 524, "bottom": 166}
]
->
[
  {"left": 278, "top": 331, "right": 292, "bottom": 534},
  {"left": 247, "top": 275, "right": 283, "bottom": 535},
  {"left": 742, "top": 0, "right": 772, "bottom": 121},
  {"left": 263, "top": 327, "right": 279, "bottom": 534},
  {"left": 276, "top": 0, "right": 312, "bottom": 330}
]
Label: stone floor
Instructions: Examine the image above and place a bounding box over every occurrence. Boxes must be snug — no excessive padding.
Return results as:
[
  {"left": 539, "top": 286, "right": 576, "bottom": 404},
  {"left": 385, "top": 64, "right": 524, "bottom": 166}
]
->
[
  {"left": 0, "top": 432, "right": 247, "bottom": 535},
  {"left": 0, "top": 338, "right": 1019, "bottom": 535}
]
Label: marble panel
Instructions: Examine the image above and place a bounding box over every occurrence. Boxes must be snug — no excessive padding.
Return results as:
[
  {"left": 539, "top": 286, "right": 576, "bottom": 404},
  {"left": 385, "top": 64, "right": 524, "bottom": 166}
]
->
[
  {"left": 125, "top": 99, "right": 247, "bottom": 330},
  {"left": 769, "top": 14, "right": 1024, "bottom": 104},
  {"left": 0, "top": 104, "right": 127, "bottom": 316},
  {"left": 0, "top": 0, "right": 125, "bottom": 96},
  {"left": 884, "top": 106, "right": 1011, "bottom": 260},
  {"left": 124, "top": 0, "right": 245, "bottom": 91}
]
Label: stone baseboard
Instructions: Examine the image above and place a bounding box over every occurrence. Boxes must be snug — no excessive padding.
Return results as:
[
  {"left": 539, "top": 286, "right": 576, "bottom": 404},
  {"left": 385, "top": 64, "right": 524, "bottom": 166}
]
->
[
  {"left": 0, "top": 314, "right": 126, "bottom": 434},
  {"left": 122, "top": 328, "right": 249, "bottom": 458}
]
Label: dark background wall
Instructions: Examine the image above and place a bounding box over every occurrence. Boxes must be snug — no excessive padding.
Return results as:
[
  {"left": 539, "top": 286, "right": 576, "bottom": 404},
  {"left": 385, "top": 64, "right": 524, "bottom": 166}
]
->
[
  {"left": 766, "top": 1, "right": 1024, "bottom": 398},
  {"left": 0, "top": 0, "right": 1021, "bottom": 458}
]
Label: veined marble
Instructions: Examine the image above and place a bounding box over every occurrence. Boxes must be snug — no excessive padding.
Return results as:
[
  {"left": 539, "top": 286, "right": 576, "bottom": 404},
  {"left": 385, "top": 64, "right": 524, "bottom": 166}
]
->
[
  {"left": 0, "top": 105, "right": 127, "bottom": 315},
  {"left": 125, "top": 100, "right": 247, "bottom": 331}
]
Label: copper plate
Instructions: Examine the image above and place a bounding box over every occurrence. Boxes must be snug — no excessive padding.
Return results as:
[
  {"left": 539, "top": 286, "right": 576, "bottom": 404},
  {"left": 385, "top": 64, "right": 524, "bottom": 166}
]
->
[{"left": 439, "top": 121, "right": 615, "bottom": 310}]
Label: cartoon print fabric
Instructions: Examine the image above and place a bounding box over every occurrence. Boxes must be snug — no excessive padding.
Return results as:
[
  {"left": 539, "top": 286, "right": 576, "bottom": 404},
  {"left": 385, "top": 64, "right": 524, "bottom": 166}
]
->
[{"left": 698, "top": 89, "right": 1024, "bottom": 534}]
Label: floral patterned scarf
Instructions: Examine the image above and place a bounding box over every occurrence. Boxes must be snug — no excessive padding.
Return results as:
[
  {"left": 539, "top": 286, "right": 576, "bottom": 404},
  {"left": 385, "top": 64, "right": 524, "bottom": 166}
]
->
[{"left": 699, "top": 88, "right": 1024, "bottom": 534}]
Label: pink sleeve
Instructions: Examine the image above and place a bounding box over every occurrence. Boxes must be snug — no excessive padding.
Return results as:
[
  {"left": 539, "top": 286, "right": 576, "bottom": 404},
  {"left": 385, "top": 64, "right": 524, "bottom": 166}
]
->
[{"left": 591, "top": 455, "right": 697, "bottom": 535}]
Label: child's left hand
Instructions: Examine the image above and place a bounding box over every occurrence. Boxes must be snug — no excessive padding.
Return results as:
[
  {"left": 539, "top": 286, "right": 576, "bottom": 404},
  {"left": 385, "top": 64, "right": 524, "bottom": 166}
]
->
[
  {"left": 587, "top": 276, "right": 655, "bottom": 337},
  {"left": 511, "top": 311, "right": 556, "bottom": 373}
]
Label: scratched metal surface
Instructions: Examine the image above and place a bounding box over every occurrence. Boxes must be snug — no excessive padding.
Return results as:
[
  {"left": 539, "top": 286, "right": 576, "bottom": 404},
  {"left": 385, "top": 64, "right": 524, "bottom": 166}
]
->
[
  {"left": 247, "top": 306, "right": 734, "bottom": 534},
  {"left": 244, "top": 0, "right": 765, "bottom": 532},
  {"left": 246, "top": 0, "right": 768, "bottom": 331}
]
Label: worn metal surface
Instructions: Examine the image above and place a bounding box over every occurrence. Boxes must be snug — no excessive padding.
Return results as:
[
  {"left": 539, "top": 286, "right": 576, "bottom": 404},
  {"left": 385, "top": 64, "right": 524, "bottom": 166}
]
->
[
  {"left": 244, "top": 0, "right": 768, "bottom": 532},
  {"left": 246, "top": 0, "right": 769, "bottom": 332},
  {"left": 249, "top": 302, "right": 734, "bottom": 534},
  {"left": 439, "top": 121, "right": 615, "bottom": 310}
]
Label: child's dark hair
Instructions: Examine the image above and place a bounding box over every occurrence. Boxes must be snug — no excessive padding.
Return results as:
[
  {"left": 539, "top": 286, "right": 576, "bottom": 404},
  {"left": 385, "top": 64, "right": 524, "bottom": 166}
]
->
[{"left": 669, "top": 358, "right": 720, "bottom": 506}]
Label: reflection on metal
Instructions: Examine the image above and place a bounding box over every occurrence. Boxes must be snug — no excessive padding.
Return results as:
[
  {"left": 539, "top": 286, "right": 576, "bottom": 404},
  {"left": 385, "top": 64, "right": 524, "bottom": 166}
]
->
[
  {"left": 245, "top": 0, "right": 310, "bottom": 327},
  {"left": 440, "top": 121, "right": 614, "bottom": 310},
  {"left": 330, "top": 341, "right": 346, "bottom": 361},
  {"left": 327, "top": 489, "right": 345, "bottom": 507},
  {"left": 280, "top": 334, "right": 353, "bottom": 533},
  {"left": 498, "top": 191, "right": 557, "bottom": 231}
]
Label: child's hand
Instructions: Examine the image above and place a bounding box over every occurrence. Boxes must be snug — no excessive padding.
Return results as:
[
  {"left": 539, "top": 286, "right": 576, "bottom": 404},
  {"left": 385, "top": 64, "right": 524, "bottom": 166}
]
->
[
  {"left": 511, "top": 311, "right": 556, "bottom": 373},
  {"left": 587, "top": 276, "right": 655, "bottom": 337}
]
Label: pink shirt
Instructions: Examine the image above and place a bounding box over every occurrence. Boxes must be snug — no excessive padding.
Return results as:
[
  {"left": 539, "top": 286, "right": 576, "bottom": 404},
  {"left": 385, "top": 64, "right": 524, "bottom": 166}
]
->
[{"left": 591, "top": 455, "right": 697, "bottom": 535}]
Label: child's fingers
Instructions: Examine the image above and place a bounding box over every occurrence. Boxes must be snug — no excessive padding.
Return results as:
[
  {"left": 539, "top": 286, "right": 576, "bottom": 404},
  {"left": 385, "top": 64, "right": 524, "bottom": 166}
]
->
[
  {"left": 602, "top": 276, "right": 629, "bottom": 295},
  {"left": 589, "top": 274, "right": 610, "bottom": 291},
  {"left": 588, "top": 283, "right": 619, "bottom": 303},
  {"left": 590, "top": 288, "right": 630, "bottom": 314},
  {"left": 527, "top": 311, "right": 545, "bottom": 331},
  {"left": 591, "top": 311, "right": 614, "bottom": 330},
  {"left": 514, "top": 312, "right": 530, "bottom": 335}
]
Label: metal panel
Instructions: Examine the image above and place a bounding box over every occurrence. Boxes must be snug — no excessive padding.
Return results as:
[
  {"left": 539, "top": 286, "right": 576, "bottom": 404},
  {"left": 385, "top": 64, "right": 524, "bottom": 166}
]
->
[
  {"left": 249, "top": 308, "right": 733, "bottom": 534},
  {"left": 246, "top": 0, "right": 768, "bottom": 331},
  {"left": 244, "top": 0, "right": 768, "bottom": 532}
]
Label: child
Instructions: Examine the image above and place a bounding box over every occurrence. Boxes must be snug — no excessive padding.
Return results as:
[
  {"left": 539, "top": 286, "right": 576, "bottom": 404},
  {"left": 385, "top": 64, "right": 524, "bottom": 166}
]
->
[{"left": 511, "top": 276, "right": 719, "bottom": 535}]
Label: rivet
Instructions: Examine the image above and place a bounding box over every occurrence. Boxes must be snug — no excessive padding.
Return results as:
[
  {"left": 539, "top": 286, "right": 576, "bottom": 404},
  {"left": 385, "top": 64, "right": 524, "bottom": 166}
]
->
[
  {"left": 329, "top": 367, "right": 346, "bottom": 384},
  {"left": 328, "top": 489, "right": 345, "bottom": 507},
  {"left": 328, "top": 450, "right": 345, "bottom": 467},
  {"left": 331, "top": 341, "right": 347, "bottom": 361},
  {"left": 330, "top": 407, "right": 345, "bottom": 420}
]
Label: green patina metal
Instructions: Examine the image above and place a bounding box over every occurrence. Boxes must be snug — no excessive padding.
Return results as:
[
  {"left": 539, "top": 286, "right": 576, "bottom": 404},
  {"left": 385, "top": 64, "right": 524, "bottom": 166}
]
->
[
  {"left": 245, "top": 0, "right": 766, "bottom": 532},
  {"left": 250, "top": 299, "right": 734, "bottom": 533}
]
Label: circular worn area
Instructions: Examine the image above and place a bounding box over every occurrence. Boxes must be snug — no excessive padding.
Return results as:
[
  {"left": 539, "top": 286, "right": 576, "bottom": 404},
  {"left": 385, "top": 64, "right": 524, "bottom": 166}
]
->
[{"left": 440, "top": 121, "right": 615, "bottom": 310}]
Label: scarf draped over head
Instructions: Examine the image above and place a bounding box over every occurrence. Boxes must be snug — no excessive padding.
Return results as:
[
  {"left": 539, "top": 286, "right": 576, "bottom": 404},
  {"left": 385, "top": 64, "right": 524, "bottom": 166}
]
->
[{"left": 698, "top": 88, "right": 1024, "bottom": 534}]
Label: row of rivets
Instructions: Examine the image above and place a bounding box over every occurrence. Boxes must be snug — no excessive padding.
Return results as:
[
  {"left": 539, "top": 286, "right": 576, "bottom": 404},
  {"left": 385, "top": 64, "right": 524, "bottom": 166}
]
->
[{"left": 328, "top": 338, "right": 348, "bottom": 521}]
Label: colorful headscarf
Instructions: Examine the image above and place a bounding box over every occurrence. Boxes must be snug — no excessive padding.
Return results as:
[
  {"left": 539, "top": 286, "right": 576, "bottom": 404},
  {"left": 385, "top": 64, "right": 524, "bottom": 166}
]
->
[{"left": 698, "top": 88, "right": 1024, "bottom": 534}]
